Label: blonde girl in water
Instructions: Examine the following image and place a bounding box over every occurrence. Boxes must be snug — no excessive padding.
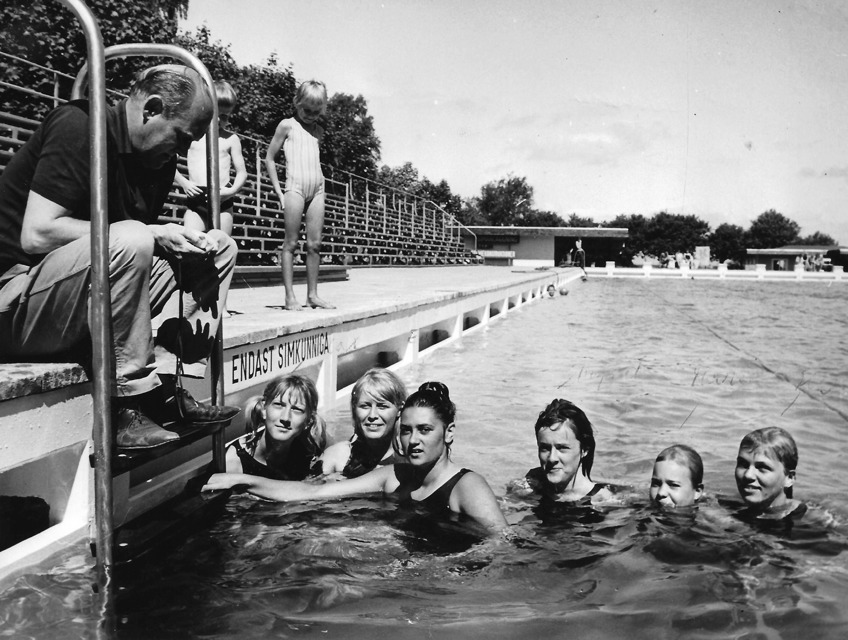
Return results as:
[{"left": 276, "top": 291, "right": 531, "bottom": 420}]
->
[{"left": 265, "top": 80, "right": 334, "bottom": 311}]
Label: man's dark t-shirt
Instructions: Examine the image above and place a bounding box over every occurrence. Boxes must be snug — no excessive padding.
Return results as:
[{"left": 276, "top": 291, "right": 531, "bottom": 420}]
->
[{"left": 0, "top": 99, "right": 176, "bottom": 274}]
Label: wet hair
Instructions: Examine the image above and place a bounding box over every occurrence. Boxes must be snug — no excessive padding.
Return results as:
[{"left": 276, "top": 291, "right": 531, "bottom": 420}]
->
[
  {"left": 739, "top": 427, "right": 798, "bottom": 498},
  {"left": 294, "top": 80, "right": 328, "bottom": 110},
  {"left": 350, "top": 368, "right": 407, "bottom": 438},
  {"left": 244, "top": 373, "right": 327, "bottom": 455},
  {"left": 534, "top": 399, "right": 596, "bottom": 480},
  {"left": 130, "top": 65, "right": 208, "bottom": 119},
  {"left": 398, "top": 381, "right": 456, "bottom": 457},
  {"left": 655, "top": 444, "right": 703, "bottom": 488},
  {"left": 214, "top": 80, "right": 237, "bottom": 108},
  {"left": 341, "top": 369, "right": 407, "bottom": 476}
]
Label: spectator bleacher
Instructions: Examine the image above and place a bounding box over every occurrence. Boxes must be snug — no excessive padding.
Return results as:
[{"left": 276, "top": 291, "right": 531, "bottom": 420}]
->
[{"left": 0, "top": 51, "right": 483, "bottom": 270}]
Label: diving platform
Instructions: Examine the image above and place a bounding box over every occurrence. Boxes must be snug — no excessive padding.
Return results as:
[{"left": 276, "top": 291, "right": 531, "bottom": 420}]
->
[{"left": 0, "top": 265, "right": 581, "bottom": 581}]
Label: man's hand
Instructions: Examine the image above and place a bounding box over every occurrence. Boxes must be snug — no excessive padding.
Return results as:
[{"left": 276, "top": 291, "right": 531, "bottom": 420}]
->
[{"left": 151, "top": 223, "right": 216, "bottom": 256}]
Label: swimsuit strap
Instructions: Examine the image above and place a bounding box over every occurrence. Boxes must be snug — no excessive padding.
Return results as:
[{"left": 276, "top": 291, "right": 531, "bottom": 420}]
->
[{"left": 419, "top": 468, "right": 472, "bottom": 511}]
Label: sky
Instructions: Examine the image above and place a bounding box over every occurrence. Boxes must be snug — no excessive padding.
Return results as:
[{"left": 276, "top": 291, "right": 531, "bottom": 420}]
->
[{"left": 182, "top": 0, "right": 848, "bottom": 243}]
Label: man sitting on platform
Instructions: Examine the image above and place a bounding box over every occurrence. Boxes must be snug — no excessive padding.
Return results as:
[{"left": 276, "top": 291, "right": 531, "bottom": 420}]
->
[{"left": 0, "top": 65, "right": 239, "bottom": 450}]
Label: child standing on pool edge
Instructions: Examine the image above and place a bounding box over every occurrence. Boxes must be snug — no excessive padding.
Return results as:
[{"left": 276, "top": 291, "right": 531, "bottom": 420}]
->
[
  {"left": 176, "top": 79, "right": 247, "bottom": 237},
  {"left": 265, "top": 80, "right": 335, "bottom": 311}
]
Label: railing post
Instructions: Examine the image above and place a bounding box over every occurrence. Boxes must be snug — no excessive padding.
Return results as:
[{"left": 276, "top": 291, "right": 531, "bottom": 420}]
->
[
  {"left": 254, "top": 144, "right": 261, "bottom": 219},
  {"left": 345, "top": 182, "right": 350, "bottom": 228}
]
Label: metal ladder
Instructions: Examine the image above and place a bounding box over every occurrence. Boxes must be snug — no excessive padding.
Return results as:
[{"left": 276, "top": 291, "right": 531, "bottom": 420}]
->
[{"left": 58, "top": 0, "right": 228, "bottom": 589}]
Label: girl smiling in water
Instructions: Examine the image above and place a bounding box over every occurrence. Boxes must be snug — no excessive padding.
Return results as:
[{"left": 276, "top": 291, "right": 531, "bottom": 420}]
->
[
  {"left": 204, "top": 382, "right": 507, "bottom": 533},
  {"left": 649, "top": 444, "right": 704, "bottom": 508},
  {"left": 735, "top": 427, "right": 804, "bottom": 519}
]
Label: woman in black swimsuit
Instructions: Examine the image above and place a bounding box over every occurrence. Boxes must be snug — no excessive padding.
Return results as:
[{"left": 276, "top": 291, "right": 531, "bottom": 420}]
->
[
  {"left": 512, "top": 398, "right": 614, "bottom": 503},
  {"left": 224, "top": 373, "right": 326, "bottom": 480},
  {"left": 204, "top": 381, "right": 508, "bottom": 533}
]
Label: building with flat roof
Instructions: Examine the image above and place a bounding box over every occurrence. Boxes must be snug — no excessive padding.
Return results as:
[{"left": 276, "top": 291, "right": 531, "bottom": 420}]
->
[
  {"left": 745, "top": 245, "right": 843, "bottom": 271},
  {"left": 462, "top": 226, "right": 629, "bottom": 268}
]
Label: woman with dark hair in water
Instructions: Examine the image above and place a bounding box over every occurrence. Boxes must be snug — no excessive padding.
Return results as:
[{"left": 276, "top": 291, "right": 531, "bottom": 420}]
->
[{"left": 204, "top": 381, "right": 507, "bottom": 533}]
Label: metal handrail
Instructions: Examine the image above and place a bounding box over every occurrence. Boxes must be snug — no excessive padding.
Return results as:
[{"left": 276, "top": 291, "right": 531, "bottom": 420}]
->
[
  {"left": 73, "top": 44, "right": 227, "bottom": 468},
  {"left": 56, "top": 0, "right": 111, "bottom": 586},
  {"left": 71, "top": 42, "right": 227, "bottom": 582}
]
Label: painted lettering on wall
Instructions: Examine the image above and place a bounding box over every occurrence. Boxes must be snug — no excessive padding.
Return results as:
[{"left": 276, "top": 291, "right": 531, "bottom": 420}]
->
[{"left": 230, "top": 331, "right": 330, "bottom": 386}]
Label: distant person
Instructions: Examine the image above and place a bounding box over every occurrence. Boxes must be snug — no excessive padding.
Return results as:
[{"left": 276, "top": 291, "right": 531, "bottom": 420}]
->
[
  {"left": 265, "top": 80, "right": 334, "bottom": 311},
  {"left": 509, "top": 399, "right": 615, "bottom": 503},
  {"left": 175, "top": 80, "right": 247, "bottom": 237},
  {"left": 204, "top": 381, "right": 509, "bottom": 534},
  {"left": 225, "top": 373, "right": 327, "bottom": 480},
  {"left": 0, "top": 65, "right": 239, "bottom": 450},
  {"left": 573, "top": 239, "right": 587, "bottom": 279},
  {"left": 315, "top": 368, "right": 407, "bottom": 478},
  {"left": 650, "top": 444, "right": 704, "bottom": 508}
]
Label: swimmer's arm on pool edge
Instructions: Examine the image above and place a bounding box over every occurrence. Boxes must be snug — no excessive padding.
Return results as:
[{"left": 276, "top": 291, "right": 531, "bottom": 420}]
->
[{"left": 201, "top": 465, "right": 397, "bottom": 502}]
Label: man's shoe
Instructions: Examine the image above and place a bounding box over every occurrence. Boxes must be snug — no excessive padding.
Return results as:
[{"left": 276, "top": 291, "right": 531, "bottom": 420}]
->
[
  {"left": 115, "top": 407, "right": 180, "bottom": 450},
  {"left": 165, "top": 387, "right": 240, "bottom": 425}
]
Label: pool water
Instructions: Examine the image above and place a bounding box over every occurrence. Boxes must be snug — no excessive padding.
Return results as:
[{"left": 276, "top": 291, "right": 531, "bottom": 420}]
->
[{"left": 3, "top": 278, "right": 847, "bottom": 639}]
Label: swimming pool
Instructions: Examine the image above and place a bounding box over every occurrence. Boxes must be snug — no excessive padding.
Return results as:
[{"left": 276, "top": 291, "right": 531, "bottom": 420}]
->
[{"left": 3, "top": 277, "right": 847, "bottom": 639}]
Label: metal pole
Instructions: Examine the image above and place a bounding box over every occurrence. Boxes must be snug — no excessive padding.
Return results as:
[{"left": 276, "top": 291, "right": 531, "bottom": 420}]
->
[{"left": 62, "top": 0, "right": 112, "bottom": 587}]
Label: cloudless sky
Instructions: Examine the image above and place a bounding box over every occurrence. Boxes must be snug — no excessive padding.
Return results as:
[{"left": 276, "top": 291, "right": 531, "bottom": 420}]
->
[{"left": 183, "top": 0, "right": 848, "bottom": 243}]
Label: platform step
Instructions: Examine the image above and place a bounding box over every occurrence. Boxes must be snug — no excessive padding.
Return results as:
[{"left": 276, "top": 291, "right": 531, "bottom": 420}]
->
[
  {"left": 113, "top": 484, "right": 230, "bottom": 566},
  {"left": 112, "top": 419, "right": 230, "bottom": 475}
]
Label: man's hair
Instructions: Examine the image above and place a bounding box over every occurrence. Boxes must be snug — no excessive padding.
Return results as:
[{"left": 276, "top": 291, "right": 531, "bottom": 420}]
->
[{"left": 129, "top": 65, "right": 204, "bottom": 118}]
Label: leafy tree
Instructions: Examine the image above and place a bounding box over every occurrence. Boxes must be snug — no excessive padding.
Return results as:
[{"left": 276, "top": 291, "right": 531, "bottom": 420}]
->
[
  {"left": 322, "top": 93, "right": 381, "bottom": 182},
  {"left": 174, "top": 26, "right": 240, "bottom": 90},
  {"left": 523, "top": 210, "right": 567, "bottom": 227},
  {"left": 709, "top": 223, "right": 746, "bottom": 264},
  {"left": 1, "top": 0, "right": 188, "bottom": 118},
  {"left": 457, "top": 198, "right": 488, "bottom": 226},
  {"left": 478, "top": 175, "right": 533, "bottom": 226},
  {"left": 643, "top": 211, "right": 711, "bottom": 257},
  {"left": 376, "top": 162, "right": 421, "bottom": 194},
  {"left": 745, "top": 210, "right": 800, "bottom": 249},
  {"left": 604, "top": 213, "right": 649, "bottom": 263},
  {"left": 797, "top": 231, "right": 837, "bottom": 246},
  {"left": 565, "top": 213, "right": 596, "bottom": 227},
  {"left": 419, "top": 178, "right": 462, "bottom": 218}
]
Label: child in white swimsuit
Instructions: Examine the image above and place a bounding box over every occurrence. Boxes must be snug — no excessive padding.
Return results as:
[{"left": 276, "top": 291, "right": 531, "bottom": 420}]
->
[{"left": 265, "top": 80, "right": 334, "bottom": 311}]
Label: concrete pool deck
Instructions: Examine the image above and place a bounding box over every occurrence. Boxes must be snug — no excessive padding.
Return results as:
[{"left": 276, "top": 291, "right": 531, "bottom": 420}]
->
[{"left": 221, "top": 265, "right": 575, "bottom": 348}]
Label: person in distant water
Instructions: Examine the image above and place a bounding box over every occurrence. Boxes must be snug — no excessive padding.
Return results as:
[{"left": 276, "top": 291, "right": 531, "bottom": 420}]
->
[
  {"left": 265, "top": 80, "right": 334, "bottom": 311},
  {"left": 175, "top": 79, "right": 247, "bottom": 237},
  {"left": 573, "top": 239, "right": 587, "bottom": 279},
  {"left": 0, "top": 64, "right": 239, "bottom": 451},
  {"left": 546, "top": 284, "right": 557, "bottom": 297},
  {"left": 315, "top": 368, "right": 407, "bottom": 478},
  {"left": 511, "top": 399, "right": 614, "bottom": 503},
  {"left": 650, "top": 444, "right": 704, "bottom": 508},
  {"left": 735, "top": 427, "right": 804, "bottom": 520},
  {"left": 225, "top": 373, "right": 327, "bottom": 480},
  {"left": 204, "top": 381, "right": 509, "bottom": 534}
]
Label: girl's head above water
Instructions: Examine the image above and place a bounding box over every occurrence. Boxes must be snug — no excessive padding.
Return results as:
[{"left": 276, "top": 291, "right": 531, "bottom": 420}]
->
[
  {"left": 534, "top": 399, "right": 595, "bottom": 480},
  {"left": 246, "top": 373, "right": 326, "bottom": 454},
  {"left": 735, "top": 427, "right": 798, "bottom": 511},
  {"left": 350, "top": 368, "right": 407, "bottom": 439},
  {"left": 397, "top": 381, "right": 456, "bottom": 461},
  {"left": 650, "top": 444, "right": 704, "bottom": 508}
]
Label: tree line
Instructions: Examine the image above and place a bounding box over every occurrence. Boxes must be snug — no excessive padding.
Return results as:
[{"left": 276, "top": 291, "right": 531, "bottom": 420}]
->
[{"left": 0, "top": 1, "right": 838, "bottom": 262}]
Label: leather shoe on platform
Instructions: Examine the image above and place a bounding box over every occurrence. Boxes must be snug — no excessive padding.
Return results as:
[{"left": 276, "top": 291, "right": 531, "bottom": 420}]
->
[
  {"left": 164, "top": 387, "right": 240, "bottom": 425},
  {"left": 115, "top": 407, "right": 180, "bottom": 450}
]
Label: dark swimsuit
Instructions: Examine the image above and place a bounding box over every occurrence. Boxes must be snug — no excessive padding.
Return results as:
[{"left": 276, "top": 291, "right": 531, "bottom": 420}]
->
[
  {"left": 230, "top": 436, "right": 313, "bottom": 481},
  {"left": 396, "top": 468, "right": 472, "bottom": 511}
]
